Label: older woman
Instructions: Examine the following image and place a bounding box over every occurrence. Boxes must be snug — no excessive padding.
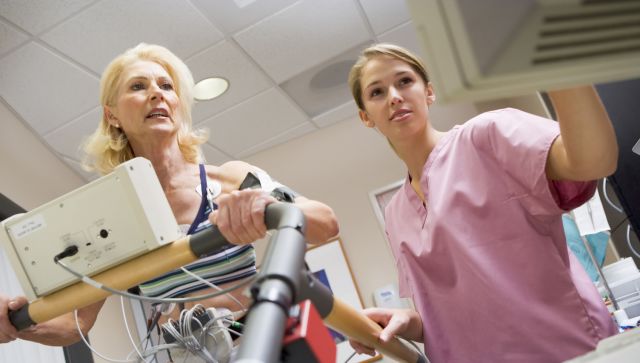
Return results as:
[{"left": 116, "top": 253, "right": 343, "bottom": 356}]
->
[{"left": 0, "top": 43, "right": 338, "bottom": 350}]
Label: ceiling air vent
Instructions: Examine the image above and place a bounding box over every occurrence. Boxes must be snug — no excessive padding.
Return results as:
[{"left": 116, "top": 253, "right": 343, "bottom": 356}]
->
[{"left": 407, "top": 0, "right": 640, "bottom": 103}]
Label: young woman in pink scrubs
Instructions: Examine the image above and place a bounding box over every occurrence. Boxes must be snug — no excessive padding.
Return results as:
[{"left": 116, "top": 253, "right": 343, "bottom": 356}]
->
[{"left": 347, "top": 44, "right": 619, "bottom": 363}]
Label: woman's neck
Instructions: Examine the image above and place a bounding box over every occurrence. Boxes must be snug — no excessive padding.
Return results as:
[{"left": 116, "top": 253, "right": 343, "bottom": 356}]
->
[
  {"left": 129, "top": 137, "right": 194, "bottom": 190},
  {"left": 395, "top": 127, "right": 445, "bottom": 202},
  {"left": 397, "top": 127, "right": 444, "bottom": 182}
]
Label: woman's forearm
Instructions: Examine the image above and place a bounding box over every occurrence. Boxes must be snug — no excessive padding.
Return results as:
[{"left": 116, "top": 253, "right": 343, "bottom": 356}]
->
[
  {"left": 294, "top": 197, "right": 339, "bottom": 244},
  {"left": 547, "top": 86, "right": 618, "bottom": 180},
  {"left": 17, "top": 300, "right": 104, "bottom": 346}
]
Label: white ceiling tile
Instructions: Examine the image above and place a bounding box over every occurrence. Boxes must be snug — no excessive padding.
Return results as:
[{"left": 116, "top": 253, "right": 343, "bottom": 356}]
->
[
  {"left": 190, "top": 0, "right": 298, "bottom": 34},
  {"left": 312, "top": 100, "right": 358, "bottom": 128},
  {"left": 359, "top": 0, "right": 411, "bottom": 35},
  {"left": 40, "top": 0, "right": 224, "bottom": 74},
  {"left": 188, "top": 41, "right": 272, "bottom": 123},
  {"left": 377, "top": 21, "right": 427, "bottom": 59},
  {"left": 281, "top": 44, "right": 367, "bottom": 117},
  {"left": 202, "top": 143, "right": 233, "bottom": 166},
  {"left": 236, "top": 122, "right": 316, "bottom": 159},
  {"left": 234, "top": 0, "right": 371, "bottom": 83},
  {"left": 0, "top": 0, "right": 96, "bottom": 35},
  {"left": 61, "top": 155, "right": 100, "bottom": 181},
  {"left": 44, "top": 107, "right": 101, "bottom": 160},
  {"left": 0, "top": 42, "right": 99, "bottom": 134},
  {"left": 201, "top": 88, "right": 310, "bottom": 156},
  {"left": 0, "top": 19, "right": 30, "bottom": 58}
]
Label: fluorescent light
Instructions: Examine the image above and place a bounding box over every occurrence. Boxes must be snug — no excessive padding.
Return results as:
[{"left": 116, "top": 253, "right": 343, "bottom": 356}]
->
[
  {"left": 234, "top": 0, "right": 256, "bottom": 8},
  {"left": 193, "top": 77, "right": 229, "bottom": 101}
]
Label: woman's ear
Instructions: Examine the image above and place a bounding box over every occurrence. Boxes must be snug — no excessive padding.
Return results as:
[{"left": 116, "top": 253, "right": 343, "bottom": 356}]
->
[
  {"left": 359, "top": 109, "right": 375, "bottom": 128},
  {"left": 104, "top": 107, "right": 120, "bottom": 128},
  {"left": 425, "top": 82, "right": 436, "bottom": 106}
]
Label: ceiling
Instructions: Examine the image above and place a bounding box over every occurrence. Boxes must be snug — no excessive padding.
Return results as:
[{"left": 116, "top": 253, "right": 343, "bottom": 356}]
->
[{"left": 0, "top": 0, "right": 429, "bottom": 181}]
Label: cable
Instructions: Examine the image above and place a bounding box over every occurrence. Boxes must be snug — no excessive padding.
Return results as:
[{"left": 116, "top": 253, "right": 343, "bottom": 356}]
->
[
  {"left": 344, "top": 350, "right": 357, "bottom": 363},
  {"left": 160, "top": 305, "right": 236, "bottom": 363},
  {"left": 120, "top": 296, "right": 150, "bottom": 363},
  {"left": 611, "top": 216, "right": 630, "bottom": 234},
  {"left": 74, "top": 309, "right": 137, "bottom": 363},
  {"left": 398, "top": 336, "right": 430, "bottom": 363},
  {"left": 602, "top": 178, "right": 625, "bottom": 214},
  {"left": 600, "top": 179, "right": 640, "bottom": 262},
  {"left": 343, "top": 336, "right": 428, "bottom": 363},
  {"left": 141, "top": 306, "right": 161, "bottom": 363},
  {"left": 121, "top": 304, "right": 161, "bottom": 363},
  {"left": 180, "top": 266, "right": 247, "bottom": 312},
  {"left": 626, "top": 224, "right": 640, "bottom": 259},
  {"left": 140, "top": 343, "right": 181, "bottom": 359},
  {"left": 54, "top": 256, "right": 256, "bottom": 304},
  {"left": 216, "top": 325, "right": 242, "bottom": 338},
  {"left": 600, "top": 179, "right": 640, "bottom": 259},
  {"left": 55, "top": 246, "right": 246, "bottom": 362},
  {"left": 53, "top": 245, "right": 79, "bottom": 262}
]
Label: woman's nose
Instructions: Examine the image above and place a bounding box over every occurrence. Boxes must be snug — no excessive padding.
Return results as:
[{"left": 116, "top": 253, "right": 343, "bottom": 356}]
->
[
  {"left": 149, "top": 84, "right": 164, "bottom": 101},
  {"left": 389, "top": 88, "right": 402, "bottom": 105}
]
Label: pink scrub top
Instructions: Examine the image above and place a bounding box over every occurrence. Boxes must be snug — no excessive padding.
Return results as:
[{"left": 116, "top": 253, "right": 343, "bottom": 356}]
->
[{"left": 384, "top": 108, "right": 617, "bottom": 363}]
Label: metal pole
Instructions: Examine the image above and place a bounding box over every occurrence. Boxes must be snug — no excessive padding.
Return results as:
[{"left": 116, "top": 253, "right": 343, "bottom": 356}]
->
[{"left": 579, "top": 234, "right": 619, "bottom": 310}]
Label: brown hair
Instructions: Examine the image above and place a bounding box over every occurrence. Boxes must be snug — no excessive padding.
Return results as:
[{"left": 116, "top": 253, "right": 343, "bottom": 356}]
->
[{"left": 348, "top": 43, "right": 430, "bottom": 111}]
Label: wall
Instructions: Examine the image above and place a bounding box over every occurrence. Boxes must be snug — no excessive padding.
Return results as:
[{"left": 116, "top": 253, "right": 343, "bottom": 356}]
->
[{"left": 0, "top": 101, "right": 84, "bottom": 209}]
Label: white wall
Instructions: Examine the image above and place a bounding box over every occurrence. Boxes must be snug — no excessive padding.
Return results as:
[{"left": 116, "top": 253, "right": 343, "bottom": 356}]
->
[{"left": 0, "top": 101, "right": 84, "bottom": 208}]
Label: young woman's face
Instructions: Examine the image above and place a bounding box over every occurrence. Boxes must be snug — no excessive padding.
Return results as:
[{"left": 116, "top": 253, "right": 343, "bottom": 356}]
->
[
  {"left": 358, "top": 55, "right": 434, "bottom": 142},
  {"left": 106, "top": 60, "right": 181, "bottom": 141}
]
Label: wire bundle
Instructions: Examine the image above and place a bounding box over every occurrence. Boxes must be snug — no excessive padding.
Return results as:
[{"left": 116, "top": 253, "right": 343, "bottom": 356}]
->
[{"left": 160, "top": 305, "right": 236, "bottom": 363}]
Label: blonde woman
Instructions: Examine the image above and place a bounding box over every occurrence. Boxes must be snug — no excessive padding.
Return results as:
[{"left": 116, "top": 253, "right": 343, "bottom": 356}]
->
[{"left": 0, "top": 43, "right": 338, "bottom": 349}]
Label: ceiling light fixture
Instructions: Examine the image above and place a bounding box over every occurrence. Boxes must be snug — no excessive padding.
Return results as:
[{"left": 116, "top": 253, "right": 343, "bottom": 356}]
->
[
  {"left": 193, "top": 77, "right": 229, "bottom": 101},
  {"left": 309, "top": 60, "right": 354, "bottom": 90}
]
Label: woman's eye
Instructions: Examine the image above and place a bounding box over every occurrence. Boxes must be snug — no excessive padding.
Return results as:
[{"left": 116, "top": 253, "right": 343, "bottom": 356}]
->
[
  {"left": 130, "top": 82, "right": 145, "bottom": 91},
  {"left": 370, "top": 89, "right": 382, "bottom": 98},
  {"left": 160, "top": 83, "right": 174, "bottom": 91},
  {"left": 399, "top": 77, "right": 413, "bottom": 86}
]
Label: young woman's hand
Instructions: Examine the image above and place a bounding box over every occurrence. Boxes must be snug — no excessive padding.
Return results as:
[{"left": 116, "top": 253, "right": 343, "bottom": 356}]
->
[{"left": 349, "top": 307, "right": 424, "bottom": 355}]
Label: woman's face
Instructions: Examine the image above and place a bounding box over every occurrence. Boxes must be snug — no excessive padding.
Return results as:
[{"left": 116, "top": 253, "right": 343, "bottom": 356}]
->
[
  {"left": 358, "top": 55, "right": 434, "bottom": 142},
  {"left": 106, "top": 60, "right": 181, "bottom": 142}
]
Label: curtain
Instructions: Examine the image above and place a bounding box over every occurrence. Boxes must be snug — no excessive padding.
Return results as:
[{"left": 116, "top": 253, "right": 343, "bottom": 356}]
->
[{"left": 0, "top": 246, "right": 65, "bottom": 363}]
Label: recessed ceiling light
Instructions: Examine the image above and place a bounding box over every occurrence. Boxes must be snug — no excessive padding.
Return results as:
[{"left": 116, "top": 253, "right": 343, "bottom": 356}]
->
[
  {"left": 193, "top": 77, "right": 229, "bottom": 101},
  {"left": 310, "top": 60, "right": 354, "bottom": 90}
]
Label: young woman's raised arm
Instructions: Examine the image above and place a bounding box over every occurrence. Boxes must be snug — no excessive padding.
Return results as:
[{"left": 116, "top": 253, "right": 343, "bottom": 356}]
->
[{"left": 546, "top": 86, "right": 618, "bottom": 181}]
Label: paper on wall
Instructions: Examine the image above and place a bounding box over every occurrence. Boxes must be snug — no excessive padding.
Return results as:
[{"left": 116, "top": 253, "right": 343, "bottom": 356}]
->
[{"left": 572, "top": 191, "right": 611, "bottom": 236}]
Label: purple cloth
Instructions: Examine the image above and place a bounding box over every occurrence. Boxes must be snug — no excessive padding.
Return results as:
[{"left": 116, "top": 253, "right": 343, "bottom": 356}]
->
[{"left": 384, "top": 108, "right": 616, "bottom": 363}]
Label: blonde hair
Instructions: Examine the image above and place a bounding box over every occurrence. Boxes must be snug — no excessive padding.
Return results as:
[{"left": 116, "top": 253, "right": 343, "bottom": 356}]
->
[
  {"left": 348, "top": 43, "right": 430, "bottom": 111},
  {"left": 83, "top": 43, "right": 207, "bottom": 175}
]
